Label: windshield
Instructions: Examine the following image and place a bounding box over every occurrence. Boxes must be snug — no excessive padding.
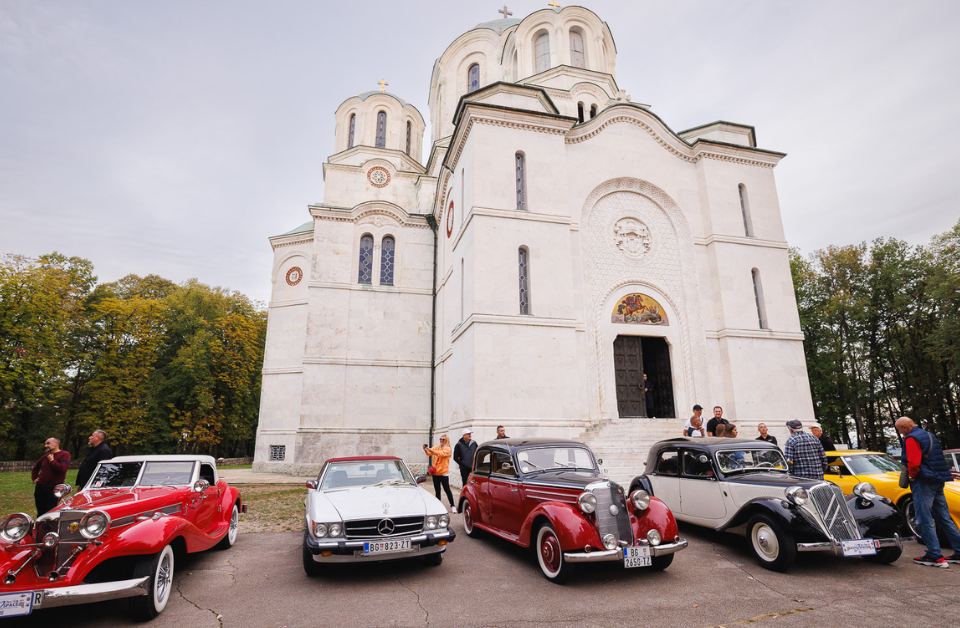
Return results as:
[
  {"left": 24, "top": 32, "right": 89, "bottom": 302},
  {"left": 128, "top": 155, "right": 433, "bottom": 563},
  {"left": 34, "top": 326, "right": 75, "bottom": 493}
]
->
[
  {"left": 320, "top": 460, "right": 415, "bottom": 490},
  {"left": 843, "top": 454, "right": 901, "bottom": 475},
  {"left": 89, "top": 462, "right": 143, "bottom": 488},
  {"left": 715, "top": 449, "right": 788, "bottom": 474},
  {"left": 517, "top": 447, "right": 597, "bottom": 474},
  {"left": 87, "top": 461, "right": 197, "bottom": 489}
]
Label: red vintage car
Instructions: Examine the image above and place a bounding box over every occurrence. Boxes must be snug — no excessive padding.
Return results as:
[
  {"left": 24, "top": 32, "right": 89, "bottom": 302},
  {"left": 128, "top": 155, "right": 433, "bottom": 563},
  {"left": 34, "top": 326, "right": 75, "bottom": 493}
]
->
[
  {"left": 458, "top": 438, "right": 687, "bottom": 583},
  {"left": 0, "top": 455, "right": 243, "bottom": 621}
]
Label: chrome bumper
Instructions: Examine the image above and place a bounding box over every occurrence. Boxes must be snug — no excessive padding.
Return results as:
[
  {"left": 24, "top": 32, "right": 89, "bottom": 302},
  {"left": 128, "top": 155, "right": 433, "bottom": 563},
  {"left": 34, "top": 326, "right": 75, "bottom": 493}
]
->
[
  {"left": 305, "top": 528, "right": 455, "bottom": 563},
  {"left": 796, "top": 533, "right": 910, "bottom": 554},
  {"left": 564, "top": 539, "right": 688, "bottom": 564},
  {"left": 37, "top": 577, "right": 149, "bottom": 609}
]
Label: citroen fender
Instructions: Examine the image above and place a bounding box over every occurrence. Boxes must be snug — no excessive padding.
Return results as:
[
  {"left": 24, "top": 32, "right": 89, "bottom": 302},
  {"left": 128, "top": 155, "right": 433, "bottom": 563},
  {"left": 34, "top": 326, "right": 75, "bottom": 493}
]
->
[
  {"left": 518, "top": 502, "right": 603, "bottom": 550},
  {"left": 847, "top": 494, "right": 903, "bottom": 538},
  {"left": 629, "top": 496, "right": 678, "bottom": 542}
]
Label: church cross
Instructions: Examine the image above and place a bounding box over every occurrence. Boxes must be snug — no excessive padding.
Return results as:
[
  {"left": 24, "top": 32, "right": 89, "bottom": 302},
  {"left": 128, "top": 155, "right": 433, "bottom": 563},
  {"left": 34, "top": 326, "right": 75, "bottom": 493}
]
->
[
  {"left": 378, "top": 79, "right": 388, "bottom": 92},
  {"left": 499, "top": 5, "right": 512, "bottom": 19},
  {"left": 548, "top": 0, "right": 560, "bottom": 8}
]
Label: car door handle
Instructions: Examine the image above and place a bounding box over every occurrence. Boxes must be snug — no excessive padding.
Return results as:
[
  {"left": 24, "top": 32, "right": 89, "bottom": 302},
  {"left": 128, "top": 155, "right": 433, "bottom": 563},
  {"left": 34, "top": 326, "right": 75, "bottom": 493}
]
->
[{"left": 510, "top": 488, "right": 518, "bottom": 492}]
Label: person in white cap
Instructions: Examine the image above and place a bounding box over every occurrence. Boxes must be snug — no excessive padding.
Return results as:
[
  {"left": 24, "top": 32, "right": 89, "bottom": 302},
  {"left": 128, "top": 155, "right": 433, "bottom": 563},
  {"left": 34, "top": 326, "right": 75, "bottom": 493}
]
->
[
  {"left": 809, "top": 423, "right": 836, "bottom": 452},
  {"left": 453, "top": 428, "right": 478, "bottom": 493}
]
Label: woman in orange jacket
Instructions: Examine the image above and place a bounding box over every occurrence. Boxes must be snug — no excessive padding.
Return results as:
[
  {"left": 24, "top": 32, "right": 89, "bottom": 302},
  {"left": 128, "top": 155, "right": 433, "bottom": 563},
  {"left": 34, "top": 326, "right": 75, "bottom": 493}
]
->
[{"left": 424, "top": 435, "right": 455, "bottom": 511}]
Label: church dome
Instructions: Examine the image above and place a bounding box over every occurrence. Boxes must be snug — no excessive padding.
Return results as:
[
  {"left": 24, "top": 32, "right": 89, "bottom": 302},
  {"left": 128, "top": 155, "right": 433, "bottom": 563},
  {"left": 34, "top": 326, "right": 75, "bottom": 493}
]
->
[
  {"left": 356, "top": 90, "right": 407, "bottom": 106},
  {"left": 333, "top": 90, "right": 425, "bottom": 161},
  {"left": 472, "top": 18, "right": 521, "bottom": 35}
]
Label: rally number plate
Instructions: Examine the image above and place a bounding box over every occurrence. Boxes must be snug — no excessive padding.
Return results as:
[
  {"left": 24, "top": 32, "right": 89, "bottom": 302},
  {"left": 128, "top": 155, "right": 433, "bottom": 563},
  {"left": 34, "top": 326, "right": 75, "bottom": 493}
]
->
[
  {"left": 623, "top": 545, "right": 652, "bottom": 568},
  {"left": 840, "top": 538, "right": 877, "bottom": 557},
  {"left": 0, "top": 591, "right": 35, "bottom": 618},
  {"left": 364, "top": 539, "right": 412, "bottom": 555}
]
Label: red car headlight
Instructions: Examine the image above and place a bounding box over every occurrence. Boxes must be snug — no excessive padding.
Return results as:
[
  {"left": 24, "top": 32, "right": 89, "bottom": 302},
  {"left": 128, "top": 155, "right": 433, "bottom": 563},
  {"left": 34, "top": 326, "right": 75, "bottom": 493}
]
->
[
  {"left": 79, "top": 511, "right": 110, "bottom": 539},
  {"left": 0, "top": 513, "right": 33, "bottom": 543},
  {"left": 630, "top": 490, "right": 651, "bottom": 511}
]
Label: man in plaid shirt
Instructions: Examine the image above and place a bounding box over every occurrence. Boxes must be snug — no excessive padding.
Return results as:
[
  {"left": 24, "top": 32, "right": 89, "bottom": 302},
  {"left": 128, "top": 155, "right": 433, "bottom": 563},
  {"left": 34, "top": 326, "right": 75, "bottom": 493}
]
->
[{"left": 784, "top": 420, "right": 827, "bottom": 479}]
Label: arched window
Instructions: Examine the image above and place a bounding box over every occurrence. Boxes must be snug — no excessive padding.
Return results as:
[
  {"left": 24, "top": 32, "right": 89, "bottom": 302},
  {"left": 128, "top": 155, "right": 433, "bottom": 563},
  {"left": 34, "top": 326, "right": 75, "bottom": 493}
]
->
[
  {"left": 467, "top": 63, "right": 480, "bottom": 93},
  {"left": 570, "top": 30, "right": 585, "bottom": 68},
  {"left": 348, "top": 114, "right": 356, "bottom": 149},
  {"left": 380, "top": 236, "right": 395, "bottom": 285},
  {"left": 375, "top": 111, "right": 387, "bottom": 148},
  {"left": 405, "top": 121, "right": 412, "bottom": 156},
  {"left": 518, "top": 247, "right": 531, "bottom": 315},
  {"left": 739, "top": 184, "right": 753, "bottom": 237},
  {"left": 358, "top": 235, "right": 374, "bottom": 284},
  {"left": 535, "top": 33, "right": 551, "bottom": 73},
  {"left": 515, "top": 152, "right": 526, "bottom": 210},
  {"left": 589, "top": 104, "right": 597, "bottom": 119},
  {"left": 577, "top": 102, "right": 585, "bottom": 123},
  {"left": 752, "top": 268, "right": 768, "bottom": 329}
]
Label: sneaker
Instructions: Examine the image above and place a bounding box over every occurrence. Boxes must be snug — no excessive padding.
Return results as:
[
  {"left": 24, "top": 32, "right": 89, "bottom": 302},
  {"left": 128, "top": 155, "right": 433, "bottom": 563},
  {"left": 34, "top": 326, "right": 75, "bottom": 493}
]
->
[
  {"left": 914, "top": 555, "right": 950, "bottom": 568},
  {"left": 945, "top": 555, "right": 960, "bottom": 565}
]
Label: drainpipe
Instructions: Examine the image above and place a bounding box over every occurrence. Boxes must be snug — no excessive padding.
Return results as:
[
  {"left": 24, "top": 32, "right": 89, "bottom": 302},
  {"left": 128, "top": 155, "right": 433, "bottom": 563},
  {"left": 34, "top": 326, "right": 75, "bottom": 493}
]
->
[{"left": 425, "top": 213, "right": 439, "bottom": 447}]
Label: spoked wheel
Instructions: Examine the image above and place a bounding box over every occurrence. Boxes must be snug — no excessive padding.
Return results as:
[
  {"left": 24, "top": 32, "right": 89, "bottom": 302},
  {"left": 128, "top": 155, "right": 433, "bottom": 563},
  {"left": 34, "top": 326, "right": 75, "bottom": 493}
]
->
[
  {"left": 130, "top": 544, "right": 175, "bottom": 620},
  {"left": 901, "top": 496, "right": 922, "bottom": 541},
  {"left": 746, "top": 514, "right": 796, "bottom": 572},
  {"left": 536, "top": 523, "right": 575, "bottom": 584},
  {"left": 461, "top": 501, "right": 481, "bottom": 538},
  {"left": 216, "top": 503, "right": 240, "bottom": 550}
]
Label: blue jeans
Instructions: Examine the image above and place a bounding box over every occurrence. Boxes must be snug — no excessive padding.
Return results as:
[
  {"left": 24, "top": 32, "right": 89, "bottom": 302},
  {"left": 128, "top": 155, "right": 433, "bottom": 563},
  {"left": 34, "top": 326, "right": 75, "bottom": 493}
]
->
[{"left": 911, "top": 480, "right": 960, "bottom": 558}]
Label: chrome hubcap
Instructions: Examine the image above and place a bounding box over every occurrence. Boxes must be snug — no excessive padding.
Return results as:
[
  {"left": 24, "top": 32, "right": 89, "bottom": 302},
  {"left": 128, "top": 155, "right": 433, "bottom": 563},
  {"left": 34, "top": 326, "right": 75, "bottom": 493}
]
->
[{"left": 753, "top": 524, "right": 779, "bottom": 561}]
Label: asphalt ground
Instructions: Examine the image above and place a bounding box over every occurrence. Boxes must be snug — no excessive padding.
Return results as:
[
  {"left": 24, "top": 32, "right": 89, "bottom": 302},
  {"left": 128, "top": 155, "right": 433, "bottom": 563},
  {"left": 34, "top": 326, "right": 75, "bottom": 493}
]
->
[{"left": 6, "top": 514, "right": 959, "bottom": 628}]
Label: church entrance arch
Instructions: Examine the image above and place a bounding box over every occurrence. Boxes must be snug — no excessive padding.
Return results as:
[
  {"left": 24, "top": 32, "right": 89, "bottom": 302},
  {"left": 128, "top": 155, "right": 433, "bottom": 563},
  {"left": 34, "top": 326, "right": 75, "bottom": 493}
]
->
[{"left": 613, "top": 336, "right": 675, "bottom": 418}]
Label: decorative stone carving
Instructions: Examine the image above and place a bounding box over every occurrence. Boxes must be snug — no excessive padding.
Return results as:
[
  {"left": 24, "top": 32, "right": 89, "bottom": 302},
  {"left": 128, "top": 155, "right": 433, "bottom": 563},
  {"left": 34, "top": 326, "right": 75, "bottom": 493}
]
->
[
  {"left": 612, "top": 217, "right": 651, "bottom": 259},
  {"left": 285, "top": 266, "right": 303, "bottom": 286},
  {"left": 367, "top": 166, "right": 391, "bottom": 188}
]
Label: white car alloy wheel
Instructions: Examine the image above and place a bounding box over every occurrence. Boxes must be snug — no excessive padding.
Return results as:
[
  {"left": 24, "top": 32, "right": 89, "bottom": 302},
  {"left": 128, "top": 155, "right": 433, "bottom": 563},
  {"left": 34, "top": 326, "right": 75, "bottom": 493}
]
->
[
  {"left": 216, "top": 504, "right": 240, "bottom": 549},
  {"left": 131, "top": 544, "right": 175, "bottom": 619},
  {"left": 535, "top": 523, "right": 574, "bottom": 583}
]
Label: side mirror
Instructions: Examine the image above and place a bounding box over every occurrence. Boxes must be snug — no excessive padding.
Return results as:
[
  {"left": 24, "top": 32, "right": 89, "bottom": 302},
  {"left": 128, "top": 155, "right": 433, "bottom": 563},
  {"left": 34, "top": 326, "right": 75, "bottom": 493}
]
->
[
  {"left": 54, "top": 484, "right": 72, "bottom": 499},
  {"left": 414, "top": 475, "right": 429, "bottom": 485},
  {"left": 597, "top": 458, "right": 603, "bottom": 465},
  {"left": 192, "top": 479, "right": 210, "bottom": 493},
  {"left": 305, "top": 480, "right": 318, "bottom": 490}
]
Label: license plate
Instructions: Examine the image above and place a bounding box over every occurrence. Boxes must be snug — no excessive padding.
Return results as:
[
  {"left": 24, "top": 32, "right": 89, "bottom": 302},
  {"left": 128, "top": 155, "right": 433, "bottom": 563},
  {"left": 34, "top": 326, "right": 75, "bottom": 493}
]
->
[
  {"left": 840, "top": 538, "right": 877, "bottom": 557},
  {"left": 623, "top": 546, "right": 652, "bottom": 568},
  {"left": 0, "top": 592, "right": 35, "bottom": 618},
  {"left": 363, "top": 539, "right": 412, "bottom": 555}
]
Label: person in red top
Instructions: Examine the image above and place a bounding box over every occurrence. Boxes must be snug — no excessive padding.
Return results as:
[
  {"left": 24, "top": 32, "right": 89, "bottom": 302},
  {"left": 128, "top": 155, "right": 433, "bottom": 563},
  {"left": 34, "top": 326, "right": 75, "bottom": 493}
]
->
[{"left": 31, "top": 437, "right": 71, "bottom": 516}]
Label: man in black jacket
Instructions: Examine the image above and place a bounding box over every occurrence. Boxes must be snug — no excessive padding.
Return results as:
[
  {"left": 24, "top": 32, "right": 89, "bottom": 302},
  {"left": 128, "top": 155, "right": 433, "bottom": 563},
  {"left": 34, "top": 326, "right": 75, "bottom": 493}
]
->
[
  {"left": 453, "top": 428, "right": 478, "bottom": 489},
  {"left": 75, "top": 430, "right": 113, "bottom": 489},
  {"left": 810, "top": 423, "right": 836, "bottom": 452}
]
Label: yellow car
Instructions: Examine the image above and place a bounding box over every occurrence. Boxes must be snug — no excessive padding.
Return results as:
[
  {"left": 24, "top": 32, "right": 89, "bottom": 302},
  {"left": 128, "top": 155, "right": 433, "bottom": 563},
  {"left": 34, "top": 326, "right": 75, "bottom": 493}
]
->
[{"left": 825, "top": 450, "right": 960, "bottom": 539}]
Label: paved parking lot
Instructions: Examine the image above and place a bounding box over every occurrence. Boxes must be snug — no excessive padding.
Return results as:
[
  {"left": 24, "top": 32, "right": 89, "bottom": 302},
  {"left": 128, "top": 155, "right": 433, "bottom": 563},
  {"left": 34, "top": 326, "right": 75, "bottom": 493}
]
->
[{"left": 7, "top": 513, "right": 959, "bottom": 628}]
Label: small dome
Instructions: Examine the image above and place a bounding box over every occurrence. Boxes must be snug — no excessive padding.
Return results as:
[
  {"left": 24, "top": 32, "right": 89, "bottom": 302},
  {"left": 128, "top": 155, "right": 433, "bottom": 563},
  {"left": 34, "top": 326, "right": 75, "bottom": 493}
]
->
[
  {"left": 472, "top": 18, "right": 521, "bottom": 35},
  {"left": 357, "top": 90, "right": 407, "bottom": 106}
]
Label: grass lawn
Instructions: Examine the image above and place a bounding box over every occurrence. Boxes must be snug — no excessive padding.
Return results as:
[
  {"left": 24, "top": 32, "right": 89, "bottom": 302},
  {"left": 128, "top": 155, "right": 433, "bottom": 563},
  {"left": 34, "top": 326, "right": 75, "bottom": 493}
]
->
[{"left": 0, "top": 470, "right": 83, "bottom": 517}]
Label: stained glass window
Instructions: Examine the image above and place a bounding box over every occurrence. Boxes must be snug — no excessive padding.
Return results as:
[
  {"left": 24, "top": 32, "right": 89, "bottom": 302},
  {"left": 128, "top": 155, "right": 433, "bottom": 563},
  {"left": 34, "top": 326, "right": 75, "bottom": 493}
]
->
[
  {"left": 380, "top": 236, "right": 395, "bottom": 285},
  {"left": 348, "top": 114, "right": 355, "bottom": 149},
  {"left": 519, "top": 247, "right": 530, "bottom": 315},
  {"left": 570, "top": 31, "right": 585, "bottom": 68},
  {"left": 515, "top": 152, "right": 526, "bottom": 210},
  {"left": 739, "top": 184, "right": 753, "bottom": 237},
  {"left": 535, "top": 33, "right": 550, "bottom": 73},
  {"left": 752, "top": 268, "right": 767, "bottom": 329},
  {"left": 375, "top": 111, "right": 387, "bottom": 148},
  {"left": 358, "top": 235, "right": 374, "bottom": 284},
  {"left": 468, "top": 63, "right": 480, "bottom": 93},
  {"left": 405, "top": 121, "right": 412, "bottom": 156}
]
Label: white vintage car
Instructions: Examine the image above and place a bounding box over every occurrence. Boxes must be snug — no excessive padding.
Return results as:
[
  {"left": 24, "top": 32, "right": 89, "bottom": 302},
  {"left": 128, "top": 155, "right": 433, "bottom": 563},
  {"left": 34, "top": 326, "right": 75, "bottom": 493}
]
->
[{"left": 301, "top": 456, "right": 455, "bottom": 574}]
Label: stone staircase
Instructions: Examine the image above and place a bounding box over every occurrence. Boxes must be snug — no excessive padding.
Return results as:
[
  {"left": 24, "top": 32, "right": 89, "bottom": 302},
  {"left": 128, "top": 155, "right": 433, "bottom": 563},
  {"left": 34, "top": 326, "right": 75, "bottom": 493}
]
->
[{"left": 578, "top": 418, "right": 686, "bottom": 486}]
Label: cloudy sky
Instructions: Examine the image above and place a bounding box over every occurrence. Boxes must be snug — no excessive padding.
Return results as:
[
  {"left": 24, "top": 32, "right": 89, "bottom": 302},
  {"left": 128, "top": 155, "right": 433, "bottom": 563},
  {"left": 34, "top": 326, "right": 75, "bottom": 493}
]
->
[{"left": 2, "top": 1, "right": 958, "bottom": 304}]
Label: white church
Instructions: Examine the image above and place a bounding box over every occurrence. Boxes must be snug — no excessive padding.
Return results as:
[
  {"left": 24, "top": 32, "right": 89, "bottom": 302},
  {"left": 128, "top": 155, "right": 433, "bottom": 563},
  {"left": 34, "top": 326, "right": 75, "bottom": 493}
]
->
[{"left": 253, "top": 5, "right": 816, "bottom": 481}]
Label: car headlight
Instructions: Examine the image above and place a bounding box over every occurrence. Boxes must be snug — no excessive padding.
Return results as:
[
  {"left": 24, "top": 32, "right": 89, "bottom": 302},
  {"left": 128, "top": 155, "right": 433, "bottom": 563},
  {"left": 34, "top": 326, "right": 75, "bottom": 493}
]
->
[
  {"left": 79, "top": 510, "right": 110, "bottom": 539},
  {"left": 853, "top": 482, "right": 878, "bottom": 501},
  {"left": 328, "top": 523, "right": 343, "bottom": 537},
  {"left": 578, "top": 492, "right": 598, "bottom": 514},
  {"left": 426, "top": 515, "right": 438, "bottom": 530},
  {"left": 602, "top": 533, "right": 618, "bottom": 550},
  {"left": 439, "top": 514, "right": 449, "bottom": 528},
  {"left": 630, "top": 489, "right": 651, "bottom": 511},
  {"left": 43, "top": 532, "right": 59, "bottom": 547},
  {"left": 785, "top": 486, "right": 808, "bottom": 506},
  {"left": 647, "top": 529, "right": 661, "bottom": 546},
  {"left": 0, "top": 513, "right": 33, "bottom": 543},
  {"left": 313, "top": 523, "right": 328, "bottom": 538}
]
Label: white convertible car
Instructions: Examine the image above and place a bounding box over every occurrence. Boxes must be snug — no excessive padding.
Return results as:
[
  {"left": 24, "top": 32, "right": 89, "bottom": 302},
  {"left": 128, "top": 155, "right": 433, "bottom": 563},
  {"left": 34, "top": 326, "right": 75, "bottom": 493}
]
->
[{"left": 302, "top": 456, "right": 455, "bottom": 574}]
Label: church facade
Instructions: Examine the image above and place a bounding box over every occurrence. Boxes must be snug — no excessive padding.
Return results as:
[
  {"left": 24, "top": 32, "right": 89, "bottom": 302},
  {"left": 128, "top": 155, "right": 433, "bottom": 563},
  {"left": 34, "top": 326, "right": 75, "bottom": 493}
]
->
[{"left": 253, "top": 6, "right": 815, "bottom": 479}]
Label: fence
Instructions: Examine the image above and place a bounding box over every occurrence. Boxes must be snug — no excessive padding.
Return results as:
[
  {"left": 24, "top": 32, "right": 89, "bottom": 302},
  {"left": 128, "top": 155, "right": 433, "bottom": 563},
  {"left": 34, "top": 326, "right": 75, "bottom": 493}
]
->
[{"left": 0, "top": 456, "right": 254, "bottom": 473}]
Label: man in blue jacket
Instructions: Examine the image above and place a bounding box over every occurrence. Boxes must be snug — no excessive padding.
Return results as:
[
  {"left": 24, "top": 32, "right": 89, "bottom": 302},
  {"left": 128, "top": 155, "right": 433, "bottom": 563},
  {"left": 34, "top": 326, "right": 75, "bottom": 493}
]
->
[{"left": 896, "top": 417, "right": 960, "bottom": 568}]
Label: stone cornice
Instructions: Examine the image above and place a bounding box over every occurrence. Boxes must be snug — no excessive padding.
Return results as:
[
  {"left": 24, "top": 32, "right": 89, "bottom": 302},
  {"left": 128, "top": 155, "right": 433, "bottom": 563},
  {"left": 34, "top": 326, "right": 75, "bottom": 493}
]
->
[
  {"left": 694, "top": 234, "right": 789, "bottom": 249},
  {"left": 705, "top": 328, "right": 805, "bottom": 341},
  {"left": 270, "top": 236, "right": 312, "bottom": 250},
  {"left": 308, "top": 203, "right": 432, "bottom": 230},
  {"left": 302, "top": 356, "right": 431, "bottom": 368},
  {"left": 451, "top": 313, "right": 580, "bottom": 344},
  {"left": 308, "top": 280, "right": 432, "bottom": 296}
]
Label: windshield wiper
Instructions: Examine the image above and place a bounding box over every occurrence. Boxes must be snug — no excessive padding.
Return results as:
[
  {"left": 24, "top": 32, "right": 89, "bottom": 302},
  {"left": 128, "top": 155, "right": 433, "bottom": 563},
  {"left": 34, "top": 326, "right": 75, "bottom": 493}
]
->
[{"left": 366, "top": 479, "right": 412, "bottom": 488}]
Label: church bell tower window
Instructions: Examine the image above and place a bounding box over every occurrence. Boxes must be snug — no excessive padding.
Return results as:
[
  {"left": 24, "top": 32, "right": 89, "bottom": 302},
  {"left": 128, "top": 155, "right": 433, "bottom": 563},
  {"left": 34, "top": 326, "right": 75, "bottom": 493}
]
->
[
  {"left": 752, "top": 268, "right": 768, "bottom": 329},
  {"left": 467, "top": 63, "right": 480, "bottom": 93},
  {"left": 535, "top": 33, "right": 551, "bottom": 73},
  {"left": 405, "top": 121, "right": 412, "bottom": 156},
  {"left": 375, "top": 111, "right": 387, "bottom": 148},
  {"left": 380, "top": 236, "right": 395, "bottom": 285},
  {"left": 358, "top": 235, "right": 374, "bottom": 284},
  {"left": 739, "top": 184, "right": 753, "bottom": 237},
  {"left": 515, "top": 152, "right": 526, "bottom": 210},
  {"left": 518, "top": 247, "right": 531, "bottom": 315},
  {"left": 570, "top": 30, "right": 585, "bottom": 68},
  {"left": 348, "top": 114, "right": 356, "bottom": 149}
]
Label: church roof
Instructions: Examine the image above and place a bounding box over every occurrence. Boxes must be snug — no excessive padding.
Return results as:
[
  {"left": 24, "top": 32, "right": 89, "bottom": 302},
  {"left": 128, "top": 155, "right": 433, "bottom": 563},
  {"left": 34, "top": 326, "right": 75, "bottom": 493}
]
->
[
  {"left": 356, "top": 90, "right": 408, "bottom": 106},
  {"left": 472, "top": 17, "right": 521, "bottom": 35},
  {"left": 281, "top": 221, "right": 314, "bottom": 236}
]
